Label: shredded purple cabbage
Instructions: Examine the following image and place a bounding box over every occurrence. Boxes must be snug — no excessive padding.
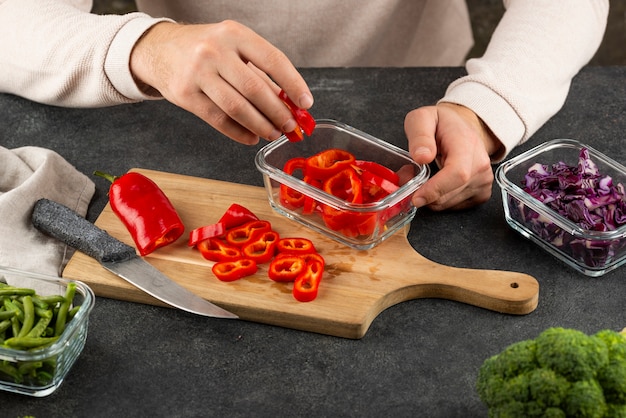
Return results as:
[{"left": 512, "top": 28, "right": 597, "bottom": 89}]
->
[{"left": 509, "top": 148, "right": 626, "bottom": 269}]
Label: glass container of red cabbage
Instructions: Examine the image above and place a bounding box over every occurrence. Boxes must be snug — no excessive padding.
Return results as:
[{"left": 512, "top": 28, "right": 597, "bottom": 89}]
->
[{"left": 496, "top": 139, "right": 626, "bottom": 277}]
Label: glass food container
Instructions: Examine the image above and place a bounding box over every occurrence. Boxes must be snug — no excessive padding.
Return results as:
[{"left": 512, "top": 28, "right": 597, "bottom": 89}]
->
[
  {"left": 256, "top": 119, "right": 430, "bottom": 250},
  {"left": 0, "top": 266, "right": 94, "bottom": 396},
  {"left": 496, "top": 138, "right": 626, "bottom": 277}
]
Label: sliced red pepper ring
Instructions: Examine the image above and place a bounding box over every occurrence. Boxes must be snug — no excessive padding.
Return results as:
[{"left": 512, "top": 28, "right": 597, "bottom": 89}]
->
[
  {"left": 268, "top": 254, "right": 306, "bottom": 282},
  {"left": 284, "top": 126, "right": 304, "bottom": 142},
  {"left": 276, "top": 237, "right": 316, "bottom": 255},
  {"left": 217, "top": 203, "right": 259, "bottom": 230},
  {"left": 305, "top": 149, "right": 356, "bottom": 181},
  {"left": 225, "top": 220, "right": 272, "bottom": 248},
  {"left": 212, "top": 259, "right": 258, "bottom": 282},
  {"left": 323, "top": 167, "right": 363, "bottom": 204},
  {"left": 353, "top": 160, "right": 400, "bottom": 186},
  {"left": 299, "top": 252, "right": 326, "bottom": 269},
  {"left": 293, "top": 259, "right": 324, "bottom": 302},
  {"left": 241, "top": 230, "right": 279, "bottom": 264},
  {"left": 197, "top": 238, "right": 242, "bottom": 262},
  {"left": 188, "top": 222, "right": 226, "bottom": 247},
  {"left": 278, "top": 89, "right": 316, "bottom": 136}
]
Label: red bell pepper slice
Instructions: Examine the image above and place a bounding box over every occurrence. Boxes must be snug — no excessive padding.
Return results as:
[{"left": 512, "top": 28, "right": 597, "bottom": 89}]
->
[
  {"left": 268, "top": 254, "right": 306, "bottom": 282},
  {"left": 284, "top": 126, "right": 304, "bottom": 142},
  {"left": 299, "top": 252, "right": 326, "bottom": 269},
  {"left": 94, "top": 171, "right": 185, "bottom": 256},
  {"left": 212, "top": 259, "right": 258, "bottom": 282},
  {"left": 293, "top": 259, "right": 324, "bottom": 302},
  {"left": 197, "top": 238, "right": 242, "bottom": 262},
  {"left": 305, "top": 149, "right": 356, "bottom": 181},
  {"left": 276, "top": 237, "right": 316, "bottom": 255},
  {"left": 188, "top": 222, "right": 226, "bottom": 247},
  {"left": 323, "top": 167, "right": 363, "bottom": 204},
  {"left": 241, "top": 230, "right": 279, "bottom": 264},
  {"left": 218, "top": 203, "right": 259, "bottom": 230},
  {"left": 279, "top": 157, "right": 308, "bottom": 209},
  {"left": 279, "top": 90, "right": 316, "bottom": 136},
  {"left": 353, "top": 160, "right": 400, "bottom": 186},
  {"left": 225, "top": 220, "right": 272, "bottom": 248}
]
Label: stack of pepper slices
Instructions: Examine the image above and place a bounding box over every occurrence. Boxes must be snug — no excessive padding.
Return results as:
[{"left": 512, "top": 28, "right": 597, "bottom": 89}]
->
[
  {"left": 279, "top": 149, "right": 402, "bottom": 238},
  {"left": 188, "top": 204, "right": 325, "bottom": 302}
]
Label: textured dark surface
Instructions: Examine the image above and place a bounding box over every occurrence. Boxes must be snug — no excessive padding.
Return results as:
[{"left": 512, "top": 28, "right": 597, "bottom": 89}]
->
[{"left": 1, "top": 67, "right": 625, "bottom": 417}]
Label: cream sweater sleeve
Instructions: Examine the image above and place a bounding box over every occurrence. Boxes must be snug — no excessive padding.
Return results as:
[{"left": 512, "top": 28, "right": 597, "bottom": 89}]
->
[
  {"left": 440, "top": 0, "right": 609, "bottom": 161},
  {"left": 0, "top": 0, "right": 170, "bottom": 107}
]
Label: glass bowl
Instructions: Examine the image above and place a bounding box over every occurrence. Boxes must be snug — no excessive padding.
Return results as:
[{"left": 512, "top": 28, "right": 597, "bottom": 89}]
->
[
  {"left": 255, "top": 119, "right": 430, "bottom": 250},
  {"left": 496, "top": 139, "right": 626, "bottom": 277},
  {"left": 0, "top": 266, "right": 94, "bottom": 396}
]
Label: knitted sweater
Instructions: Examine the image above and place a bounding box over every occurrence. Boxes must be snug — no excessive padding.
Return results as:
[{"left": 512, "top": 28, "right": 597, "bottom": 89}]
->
[{"left": 0, "top": 0, "right": 609, "bottom": 158}]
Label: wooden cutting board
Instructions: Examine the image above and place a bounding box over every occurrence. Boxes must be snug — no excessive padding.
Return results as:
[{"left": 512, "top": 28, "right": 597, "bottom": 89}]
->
[{"left": 62, "top": 168, "right": 539, "bottom": 339}]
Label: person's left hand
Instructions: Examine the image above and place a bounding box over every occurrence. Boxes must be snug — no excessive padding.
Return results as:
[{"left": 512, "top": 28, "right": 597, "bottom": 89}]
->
[{"left": 405, "top": 102, "right": 503, "bottom": 211}]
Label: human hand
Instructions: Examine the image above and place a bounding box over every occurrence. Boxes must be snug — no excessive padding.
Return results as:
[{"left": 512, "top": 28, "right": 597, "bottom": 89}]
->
[
  {"left": 129, "top": 21, "right": 313, "bottom": 145},
  {"left": 405, "top": 103, "right": 503, "bottom": 211}
]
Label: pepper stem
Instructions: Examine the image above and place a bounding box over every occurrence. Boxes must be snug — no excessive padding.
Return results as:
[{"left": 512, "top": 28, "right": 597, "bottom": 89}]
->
[{"left": 93, "top": 170, "right": 118, "bottom": 184}]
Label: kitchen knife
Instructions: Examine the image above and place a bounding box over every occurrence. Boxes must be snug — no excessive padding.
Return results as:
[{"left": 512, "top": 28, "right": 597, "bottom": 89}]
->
[{"left": 31, "top": 198, "right": 238, "bottom": 319}]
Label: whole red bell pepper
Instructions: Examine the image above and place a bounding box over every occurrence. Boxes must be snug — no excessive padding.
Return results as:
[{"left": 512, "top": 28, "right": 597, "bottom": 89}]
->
[
  {"left": 212, "top": 259, "right": 258, "bottom": 282},
  {"left": 225, "top": 220, "right": 272, "bottom": 248},
  {"left": 305, "top": 149, "right": 356, "bottom": 181},
  {"left": 94, "top": 171, "right": 185, "bottom": 256},
  {"left": 241, "top": 230, "right": 280, "bottom": 264},
  {"left": 267, "top": 254, "right": 306, "bottom": 282},
  {"left": 293, "top": 259, "right": 324, "bottom": 302},
  {"left": 197, "top": 238, "right": 242, "bottom": 262}
]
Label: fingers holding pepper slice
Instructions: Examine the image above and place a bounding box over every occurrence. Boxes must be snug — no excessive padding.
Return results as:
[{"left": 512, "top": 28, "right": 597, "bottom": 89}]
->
[{"left": 279, "top": 89, "right": 316, "bottom": 139}]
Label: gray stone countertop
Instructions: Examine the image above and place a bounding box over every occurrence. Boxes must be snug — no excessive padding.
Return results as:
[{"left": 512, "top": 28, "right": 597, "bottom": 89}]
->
[{"left": 1, "top": 67, "right": 625, "bottom": 417}]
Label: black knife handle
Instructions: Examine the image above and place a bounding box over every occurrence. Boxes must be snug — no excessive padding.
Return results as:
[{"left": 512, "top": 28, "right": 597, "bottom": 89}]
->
[{"left": 31, "top": 198, "right": 137, "bottom": 264}]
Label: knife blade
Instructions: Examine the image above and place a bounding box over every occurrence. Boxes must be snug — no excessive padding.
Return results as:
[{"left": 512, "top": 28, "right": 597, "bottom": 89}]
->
[{"left": 31, "top": 198, "right": 238, "bottom": 319}]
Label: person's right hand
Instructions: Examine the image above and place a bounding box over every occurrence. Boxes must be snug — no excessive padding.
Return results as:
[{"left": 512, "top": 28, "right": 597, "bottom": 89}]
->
[{"left": 129, "top": 20, "right": 314, "bottom": 145}]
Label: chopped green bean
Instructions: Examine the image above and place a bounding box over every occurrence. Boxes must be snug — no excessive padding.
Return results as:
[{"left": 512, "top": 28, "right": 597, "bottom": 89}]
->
[
  {"left": 54, "top": 282, "right": 76, "bottom": 337},
  {"left": 0, "top": 361, "right": 22, "bottom": 383},
  {"left": 26, "top": 313, "right": 52, "bottom": 338},
  {"left": 0, "top": 319, "right": 11, "bottom": 333},
  {"left": 38, "top": 295, "right": 65, "bottom": 305},
  {"left": 0, "top": 288, "right": 35, "bottom": 297},
  {"left": 17, "top": 296, "right": 34, "bottom": 338},
  {"left": 3, "top": 336, "right": 59, "bottom": 349},
  {"left": 0, "top": 309, "right": 15, "bottom": 320},
  {"left": 3, "top": 298, "right": 24, "bottom": 322},
  {"left": 31, "top": 296, "right": 49, "bottom": 310}
]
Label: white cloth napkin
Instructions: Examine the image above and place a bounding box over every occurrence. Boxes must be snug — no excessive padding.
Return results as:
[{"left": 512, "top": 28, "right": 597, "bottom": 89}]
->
[{"left": 0, "top": 146, "right": 95, "bottom": 278}]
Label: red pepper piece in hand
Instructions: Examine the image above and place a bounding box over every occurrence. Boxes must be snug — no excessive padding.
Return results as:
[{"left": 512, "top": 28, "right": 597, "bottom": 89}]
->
[
  {"left": 197, "top": 238, "right": 242, "bottom": 262},
  {"left": 276, "top": 237, "right": 316, "bottom": 255},
  {"left": 225, "top": 220, "right": 272, "bottom": 248},
  {"left": 284, "top": 126, "right": 305, "bottom": 143},
  {"left": 268, "top": 254, "right": 306, "bottom": 282},
  {"left": 241, "top": 230, "right": 279, "bottom": 264},
  {"left": 94, "top": 171, "right": 185, "bottom": 256},
  {"left": 212, "top": 259, "right": 258, "bottom": 282},
  {"left": 218, "top": 203, "right": 259, "bottom": 230},
  {"left": 293, "top": 259, "right": 324, "bottom": 302},
  {"left": 323, "top": 167, "right": 363, "bottom": 204},
  {"left": 188, "top": 222, "right": 226, "bottom": 247},
  {"left": 306, "top": 149, "right": 356, "bottom": 181},
  {"left": 278, "top": 89, "right": 316, "bottom": 136}
]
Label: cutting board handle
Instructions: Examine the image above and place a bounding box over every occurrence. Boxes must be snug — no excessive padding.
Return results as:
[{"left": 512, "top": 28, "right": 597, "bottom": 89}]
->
[{"left": 396, "top": 260, "right": 539, "bottom": 315}]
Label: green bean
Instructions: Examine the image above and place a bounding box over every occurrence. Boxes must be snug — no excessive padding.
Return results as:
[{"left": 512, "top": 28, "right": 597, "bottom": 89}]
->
[
  {"left": 0, "top": 361, "right": 22, "bottom": 383},
  {"left": 17, "top": 296, "right": 34, "bottom": 338},
  {"left": 3, "top": 298, "right": 24, "bottom": 322},
  {"left": 68, "top": 305, "right": 81, "bottom": 320},
  {"left": 54, "top": 282, "right": 75, "bottom": 337},
  {"left": 26, "top": 313, "right": 52, "bottom": 338},
  {"left": 37, "top": 295, "right": 65, "bottom": 305},
  {"left": 18, "top": 360, "right": 42, "bottom": 376},
  {"left": 3, "top": 336, "right": 59, "bottom": 349},
  {"left": 10, "top": 315, "right": 20, "bottom": 338},
  {"left": 31, "top": 295, "right": 49, "bottom": 310},
  {"left": 0, "top": 287, "right": 35, "bottom": 297},
  {"left": 0, "top": 319, "right": 11, "bottom": 333},
  {"left": 0, "top": 309, "right": 15, "bottom": 320}
]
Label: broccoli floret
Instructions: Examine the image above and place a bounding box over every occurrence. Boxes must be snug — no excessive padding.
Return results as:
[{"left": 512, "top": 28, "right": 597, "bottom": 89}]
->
[{"left": 476, "top": 327, "right": 626, "bottom": 417}]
